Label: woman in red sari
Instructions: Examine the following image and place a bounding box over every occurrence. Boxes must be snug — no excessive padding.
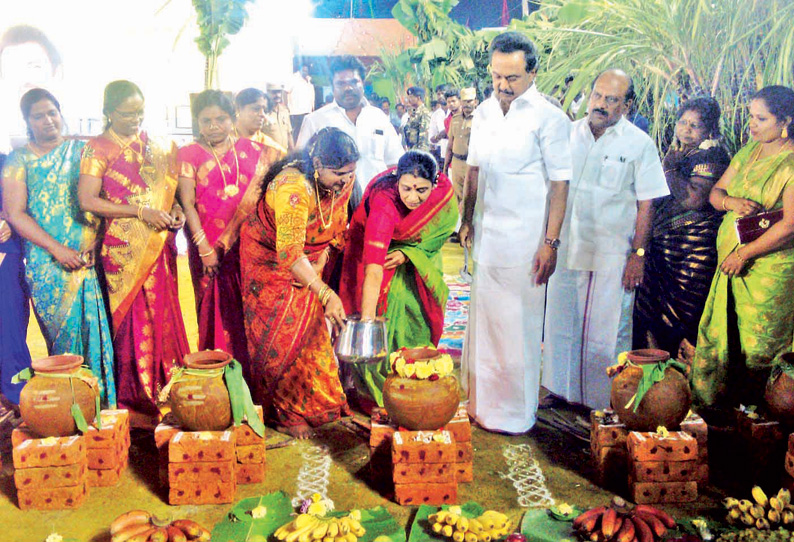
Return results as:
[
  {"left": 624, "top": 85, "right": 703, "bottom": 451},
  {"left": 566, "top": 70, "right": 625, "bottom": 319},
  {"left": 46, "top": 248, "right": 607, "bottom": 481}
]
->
[
  {"left": 241, "top": 127, "right": 358, "bottom": 439},
  {"left": 177, "top": 90, "right": 282, "bottom": 376},
  {"left": 78, "top": 80, "right": 190, "bottom": 428},
  {"left": 339, "top": 150, "right": 458, "bottom": 405}
]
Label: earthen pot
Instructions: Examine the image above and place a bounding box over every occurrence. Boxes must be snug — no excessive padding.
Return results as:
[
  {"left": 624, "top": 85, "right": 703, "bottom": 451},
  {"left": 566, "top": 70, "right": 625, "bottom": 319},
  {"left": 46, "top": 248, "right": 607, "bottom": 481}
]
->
[
  {"left": 382, "top": 348, "right": 459, "bottom": 430},
  {"left": 170, "top": 350, "right": 233, "bottom": 431},
  {"left": 765, "top": 353, "right": 794, "bottom": 426},
  {"left": 610, "top": 349, "right": 691, "bottom": 431},
  {"left": 19, "top": 354, "right": 99, "bottom": 437}
]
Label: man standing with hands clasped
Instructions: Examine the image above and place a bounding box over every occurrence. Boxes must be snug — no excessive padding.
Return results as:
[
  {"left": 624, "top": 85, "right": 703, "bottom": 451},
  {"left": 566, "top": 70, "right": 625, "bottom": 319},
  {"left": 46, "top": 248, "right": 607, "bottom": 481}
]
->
[
  {"left": 542, "top": 69, "right": 668, "bottom": 410},
  {"left": 459, "top": 31, "right": 572, "bottom": 434}
]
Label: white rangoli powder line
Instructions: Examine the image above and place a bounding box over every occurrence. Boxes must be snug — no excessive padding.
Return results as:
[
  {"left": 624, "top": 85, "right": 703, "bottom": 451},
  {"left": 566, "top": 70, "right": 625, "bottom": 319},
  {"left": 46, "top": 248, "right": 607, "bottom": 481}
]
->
[
  {"left": 292, "top": 442, "right": 333, "bottom": 507},
  {"left": 500, "top": 443, "right": 555, "bottom": 508}
]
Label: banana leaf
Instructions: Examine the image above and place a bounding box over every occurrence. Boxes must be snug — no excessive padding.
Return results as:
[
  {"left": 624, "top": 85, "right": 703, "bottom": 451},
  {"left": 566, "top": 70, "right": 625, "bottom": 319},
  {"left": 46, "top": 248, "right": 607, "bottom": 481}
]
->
[
  {"left": 519, "top": 508, "right": 582, "bottom": 542},
  {"left": 408, "top": 502, "right": 485, "bottom": 542}
]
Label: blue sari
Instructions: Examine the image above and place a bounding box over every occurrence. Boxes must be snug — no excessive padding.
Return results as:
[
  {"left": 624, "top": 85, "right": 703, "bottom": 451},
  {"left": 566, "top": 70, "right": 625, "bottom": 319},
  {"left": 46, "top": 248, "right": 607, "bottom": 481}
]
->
[
  {"left": 0, "top": 153, "right": 32, "bottom": 404},
  {"left": 2, "top": 140, "right": 116, "bottom": 406}
]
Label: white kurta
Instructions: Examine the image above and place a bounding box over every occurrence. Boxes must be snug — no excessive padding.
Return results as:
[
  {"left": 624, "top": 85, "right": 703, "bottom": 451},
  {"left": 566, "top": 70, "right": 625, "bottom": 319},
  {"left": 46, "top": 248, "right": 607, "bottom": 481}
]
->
[
  {"left": 296, "top": 100, "right": 404, "bottom": 201},
  {"left": 461, "top": 84, "right": 572, "bottom": 433},
  {"left": 543, "top": 116, "right": 669, "bottom": 408}
]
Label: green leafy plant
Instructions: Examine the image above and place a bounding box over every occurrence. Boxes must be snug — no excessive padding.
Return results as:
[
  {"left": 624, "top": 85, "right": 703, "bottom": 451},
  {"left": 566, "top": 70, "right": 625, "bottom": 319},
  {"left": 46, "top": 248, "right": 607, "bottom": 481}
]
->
[{"left": 193, "top": 0, "right": 254, "bottom": 89}]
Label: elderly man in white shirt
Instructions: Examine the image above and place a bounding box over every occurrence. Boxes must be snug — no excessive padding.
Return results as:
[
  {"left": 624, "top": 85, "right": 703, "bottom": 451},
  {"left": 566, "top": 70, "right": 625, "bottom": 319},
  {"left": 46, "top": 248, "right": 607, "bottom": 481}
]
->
[
  {"left": 542, "top": 69, "right": 669, "bottom": 409},
  {"left": 297, "top": 55, "right": 403, "bottom": 209},
  {"left": 459, "top": 32, "right": 572, "bottom": 434}
]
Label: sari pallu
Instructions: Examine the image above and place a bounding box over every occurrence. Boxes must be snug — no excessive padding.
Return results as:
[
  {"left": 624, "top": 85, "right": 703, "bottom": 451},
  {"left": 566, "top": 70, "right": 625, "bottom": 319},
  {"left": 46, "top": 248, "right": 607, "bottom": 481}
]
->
[
  {"left": 339, "top": 171, "right": 458, "bottom": 405},
  {"left": 634, "top": 146, "right": 730, "bottom": 357},
  {"left": 178, "top": 138, "right": 282, "bottom": 373},
  {"left": 692, "top": 142, "right": 794, "bottom": 410},
  {"left": 4, "top": 140, "right": 116, "bottom": 406},
  {"left": 241, "top": 169, "right": 352, "bottom": 428},
  {"left": 81, "top": 133, "right": 189, "bottom": 422}
]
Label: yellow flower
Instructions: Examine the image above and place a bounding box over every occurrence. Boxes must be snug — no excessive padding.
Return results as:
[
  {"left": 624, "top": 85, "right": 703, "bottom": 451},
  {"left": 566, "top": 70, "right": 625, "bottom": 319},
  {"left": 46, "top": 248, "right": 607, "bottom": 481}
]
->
[
  {"left": 448, "top": 506, "right": 462, "bottom": 516},
  {"left": 251, "top": 505, "right": 268, "bottom": 519},
  {"left": 308, "top": 502, "right": 327, "bottom": 516},
  {"left": 403, "top": 363, "right": 416, "bottom": 378},
  {"left": 617, "top": 351, "right": 629, "bottom": 365},
  {"left": 395, "top": 357, "right": 407, "bottom": 377},
  {"left": 414, "top": 361, "right": 433, "bottom": 379},
  {"left": 557, "top": 503, "right": 573, "bottom": 515},
  {"left": 311, "top": 493, "right": 323, "bottom": 503},
  {"left": 656, "top": 426, "right": 669, "bottom": 438}
]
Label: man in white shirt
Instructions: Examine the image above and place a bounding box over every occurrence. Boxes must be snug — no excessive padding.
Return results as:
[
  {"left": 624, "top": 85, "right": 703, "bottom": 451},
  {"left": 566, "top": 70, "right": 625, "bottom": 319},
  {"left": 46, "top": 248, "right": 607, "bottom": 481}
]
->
[
  {"left": 297, "top": 55, "right": 403, "bottom": 208},
  {"left": 429, "top": 84, "right": 451, "bottom": 164},
  {"left": 542, "top": 69, "right": 669, "bottom": 409},
  {"left": 287, "top": 62, "right": 315, "bottom": 136},
  {"left": 459, "top": 32, "right": 572, "bottom": 434}
]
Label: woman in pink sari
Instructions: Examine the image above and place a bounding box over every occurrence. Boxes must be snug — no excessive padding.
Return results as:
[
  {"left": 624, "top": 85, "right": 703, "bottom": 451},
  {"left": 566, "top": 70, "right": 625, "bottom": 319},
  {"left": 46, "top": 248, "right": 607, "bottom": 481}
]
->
[
  {"left": 78, "top": 80, "right": 190, "bottom": 428},
  {"left": 177, "top": 90, "right": 283, "bottom": 373}
]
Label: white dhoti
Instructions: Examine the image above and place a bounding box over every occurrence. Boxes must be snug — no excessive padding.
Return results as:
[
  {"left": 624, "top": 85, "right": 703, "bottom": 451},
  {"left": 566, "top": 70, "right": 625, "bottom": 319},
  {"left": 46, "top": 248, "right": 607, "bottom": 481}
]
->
[
  {"left": 542, "top": 265, "right": 633, "bottom": 409},
  {"left": 461, "top": 262, "right": 546, "bottom": 433}
]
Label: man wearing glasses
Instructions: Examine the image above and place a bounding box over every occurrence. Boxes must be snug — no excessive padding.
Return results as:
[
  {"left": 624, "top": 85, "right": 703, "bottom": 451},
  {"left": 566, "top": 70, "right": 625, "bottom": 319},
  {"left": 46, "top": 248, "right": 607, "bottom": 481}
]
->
[{"left": 297, "top": 55, "right": 403, "bottom": 209}]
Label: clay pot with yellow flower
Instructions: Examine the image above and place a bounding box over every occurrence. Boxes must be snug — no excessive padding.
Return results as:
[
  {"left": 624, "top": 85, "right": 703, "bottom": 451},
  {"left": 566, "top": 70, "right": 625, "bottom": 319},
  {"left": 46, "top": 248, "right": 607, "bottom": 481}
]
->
[
  {"left": 382, "top": 347, "right": 459, "bottom": 430},
  {"left": 18, "top": 354, "right": 99, "bottom": 437},
  {"left": 167, "top": 350, "right": 233, "bottom": 431},
  {"left": 609, "top": 349, "right": 691, "bottom": 431}
]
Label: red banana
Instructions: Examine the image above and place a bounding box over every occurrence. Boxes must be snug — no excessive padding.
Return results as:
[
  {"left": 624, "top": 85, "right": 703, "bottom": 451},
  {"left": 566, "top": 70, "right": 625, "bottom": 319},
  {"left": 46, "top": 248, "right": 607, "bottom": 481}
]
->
[
  {"left": 630, "top": 516, "right": 655, "bottom": 542},
  {"left": 634, "top": 511, "right": 667, "bottom": 537},
  {"left": 614, "top": 516, "right": 636, "bottom": 542},
  {"left": 573, "top": 506, "right": 606, "bottom": 532},
  {"left": 634, "top": 504, "right": 676, "bottom": 528},
  {"left": 601, "top": 508, "right": 619, "bottom": 538}
]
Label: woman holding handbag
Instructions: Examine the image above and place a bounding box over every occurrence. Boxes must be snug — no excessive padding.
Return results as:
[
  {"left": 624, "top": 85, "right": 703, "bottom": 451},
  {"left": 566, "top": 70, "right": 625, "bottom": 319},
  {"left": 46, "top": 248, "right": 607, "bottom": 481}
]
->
[{"left": 692, "top": 85, "right": 794, "bottom": 417}]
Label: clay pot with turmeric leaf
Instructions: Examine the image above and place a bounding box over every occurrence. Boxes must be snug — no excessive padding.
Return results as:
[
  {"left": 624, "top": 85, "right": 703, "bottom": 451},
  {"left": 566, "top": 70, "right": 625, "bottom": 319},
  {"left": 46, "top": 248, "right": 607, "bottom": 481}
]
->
[
  {"left": 610, "top": 349, "right": 691, "bottom": 431},
  {"left": 765, "top": 353, "right": 794, "bottom": 426},
  {"left": 168, "top": 350, "right": 233, "bottom": 431}
]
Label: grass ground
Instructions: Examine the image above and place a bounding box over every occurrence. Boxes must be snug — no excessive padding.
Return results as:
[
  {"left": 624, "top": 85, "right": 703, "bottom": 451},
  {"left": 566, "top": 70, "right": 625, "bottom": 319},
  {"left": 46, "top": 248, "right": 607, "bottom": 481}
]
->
[{"left": 4, "top": 244, "right": 728, "bottom": 542}]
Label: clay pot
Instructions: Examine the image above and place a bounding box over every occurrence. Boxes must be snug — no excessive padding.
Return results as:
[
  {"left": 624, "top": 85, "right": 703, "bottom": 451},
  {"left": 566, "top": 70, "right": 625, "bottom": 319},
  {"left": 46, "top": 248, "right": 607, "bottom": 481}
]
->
[
  {"left": 610, "top": 349, "right": 691, "bottom": 431},
  {"left": 382, "top": 348, "right": 459, "bottom": 430},
  {"left": 765, "top": 353, "right": 794, "bottom": 426},
  {"left": 19, "top": 354, "right": 99, "bottom": 437},
  {"left": 170, "top": 350, "right": 233, "bottom": 431}
]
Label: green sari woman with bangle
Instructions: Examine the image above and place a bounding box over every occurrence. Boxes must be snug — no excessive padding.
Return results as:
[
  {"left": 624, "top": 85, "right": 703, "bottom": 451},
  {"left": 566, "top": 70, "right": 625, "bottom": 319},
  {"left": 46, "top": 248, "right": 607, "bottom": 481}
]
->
[
  {"left": 340, "top": 151, "right": 458, "bottom": 405},
  {"left": 692, "top": 86, "right": 794, "bottom": 414}
]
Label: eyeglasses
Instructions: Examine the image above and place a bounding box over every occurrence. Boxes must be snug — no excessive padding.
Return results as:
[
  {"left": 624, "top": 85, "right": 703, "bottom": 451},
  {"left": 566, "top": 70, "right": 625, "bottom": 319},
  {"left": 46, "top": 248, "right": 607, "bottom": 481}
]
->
[{"left": 114, "top": 109, "right": 145, "bottom": 120}]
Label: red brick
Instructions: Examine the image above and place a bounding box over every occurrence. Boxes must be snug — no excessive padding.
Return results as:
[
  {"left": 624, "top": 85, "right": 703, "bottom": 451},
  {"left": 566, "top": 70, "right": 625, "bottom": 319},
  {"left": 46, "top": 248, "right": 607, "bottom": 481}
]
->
[
  {"left": 88, "top": 443, "right": 124, "bottom": 470},
  {"left": 235, "top": 443, "right": 265, "bottom": 464},
  {"left": 444, "top": 406, "right": 471, "bottom": 443},
  {"left": 17, "top": 480, "right": 88, "bottom": 510},
  {"left": 680, "top": 413, "right": 708, "bottom": 448},
  {"left": 13, "top": 436, "right": 86, "bottom": 468},
  {"left": 394, "top": 481, "right": 457, "bottom": 505},
  {"left": 393, "top": 462, "right": 455, "bottom": 484},
  {"left": 87, "top": 455, "right": 127, "bottom": 487},
  {"left": 630, "top": 460, "right": 699, "bottom": 482},
  {"left": 785, "top": 452, "right": 794, "bottom": 479},
  {"left": 168, "top": 460, "right": 235, "bottom": 484},
  {"left": 14, "top": 461, "right": 87, "bottom": 489},
  {"left": 627, "top": 432, "right": 698, "bottom": 462},
  {"left": 392, "top": 431, "right": 456, "bottom": 464},
  {"left": 168, "top": 480, "right": 236, "bottom": 505},
  {"left": 629, "top": 480, "right": 697, "bottom": 504},
  {"left": 453, "top": 462, "right": 473, "bottom": 483},
  {"left": 168, "top": 431, "right": 235, "bottom": 463},
  {"left": 232, "top": 406, "right": 265, "bottom": 446},
  {"left": 455, "top": 442, "right": 473, "bottom": 463},
  {"left": 591, "top": 418, "right": 629, "bottom": 449},
  {"left": 592, "top": 443, "right": 627, "bottom": 486},
  {"left": 236, "top": 462, "right": 266, "bottom": 485}
]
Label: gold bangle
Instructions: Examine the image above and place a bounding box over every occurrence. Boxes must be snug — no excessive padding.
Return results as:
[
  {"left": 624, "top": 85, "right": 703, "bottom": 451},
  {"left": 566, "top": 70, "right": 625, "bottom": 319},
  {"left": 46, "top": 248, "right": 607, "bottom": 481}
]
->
[
  {"left": 191, "top": 229, "right": 207, "bottom": 245},
  {"left": 321, "top": 287, "right": 333, "bottom": 306},
  {"left": 735, "top": 247, "right": 745, "bottom": 263},
  {"left": 137, "top": 205, "right": 146, "bottom": 221},
  {"left": 722, "top": 196, "right": 730, "bottom": 211},
  {"left": 199, "top": 248, "right": 215, "bottom": 258},
  {"left": 305, "top": 276, "right": 320, "bottom": 290}
]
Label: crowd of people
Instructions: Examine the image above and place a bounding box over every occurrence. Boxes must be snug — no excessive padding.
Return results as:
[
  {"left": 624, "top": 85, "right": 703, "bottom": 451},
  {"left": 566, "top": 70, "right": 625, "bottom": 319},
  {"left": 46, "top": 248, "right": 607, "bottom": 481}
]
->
[{"left": 1, "top": 29, "right": 793, "bottom": 439}]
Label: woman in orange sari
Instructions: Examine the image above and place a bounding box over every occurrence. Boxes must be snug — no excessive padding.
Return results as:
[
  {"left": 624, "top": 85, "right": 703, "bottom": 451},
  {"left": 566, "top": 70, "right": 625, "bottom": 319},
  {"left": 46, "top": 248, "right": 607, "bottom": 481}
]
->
[
  {"left": 241, "top": 127, "right": 358, "bottom": 439},
  {"left": 78, "top": 80, "right": 190, "bottom": 428},
  {"left": 177, "top": 90, "right": 282, "bottom": 375}
]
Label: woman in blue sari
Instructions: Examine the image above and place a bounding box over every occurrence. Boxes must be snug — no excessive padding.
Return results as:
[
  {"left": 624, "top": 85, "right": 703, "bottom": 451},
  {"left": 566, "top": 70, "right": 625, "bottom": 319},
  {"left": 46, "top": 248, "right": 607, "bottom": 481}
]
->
[
  {"left": 0, "top": 152, "right": 31, "bottom": 411},
  {"left": 1, "top": 88, "right": 116, "bottom": 406}
]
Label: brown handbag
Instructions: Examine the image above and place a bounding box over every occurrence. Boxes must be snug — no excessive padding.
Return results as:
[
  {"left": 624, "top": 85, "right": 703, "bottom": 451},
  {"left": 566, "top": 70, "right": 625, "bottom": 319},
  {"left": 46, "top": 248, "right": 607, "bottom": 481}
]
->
[{"left": 735, "top": 209, "right": 784, "bottom": 244}]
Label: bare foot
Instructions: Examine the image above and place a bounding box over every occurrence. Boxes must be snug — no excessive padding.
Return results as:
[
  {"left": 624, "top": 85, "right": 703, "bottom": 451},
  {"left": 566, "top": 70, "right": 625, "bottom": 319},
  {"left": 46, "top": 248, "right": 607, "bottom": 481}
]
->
[{"left": 276, "top": 424, "right": 315, "bottom": 440}]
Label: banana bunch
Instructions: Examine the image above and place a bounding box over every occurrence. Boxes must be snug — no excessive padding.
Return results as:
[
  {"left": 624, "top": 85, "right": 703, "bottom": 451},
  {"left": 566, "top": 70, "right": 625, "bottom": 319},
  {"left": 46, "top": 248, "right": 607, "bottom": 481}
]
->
[
  {"left": 274, "top": 511, "right": 366, "bottom": 542},
  {"left": 725, "top": 487, "right": 794, "bottom": 530},
  {"left": 717, "top": 527, "right": 794, "bottom": 542},
  {"left": 109, "top": 510, "right": 210, "bottom": 542},
  {"left": 572, "top": 503, "right": 675, "bottom": 542},
  {"left": 427, "top": 507, "right": 510, "bottom": 542}
]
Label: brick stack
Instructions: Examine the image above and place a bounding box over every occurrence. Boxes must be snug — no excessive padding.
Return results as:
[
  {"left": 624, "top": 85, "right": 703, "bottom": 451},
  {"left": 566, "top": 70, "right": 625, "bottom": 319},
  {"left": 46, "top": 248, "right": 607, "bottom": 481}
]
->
[
  {"left": 590, "top": 409, "right": 628, "bottom": 488},
  {"left": 447, "top": 405, "right": 473, "bottom": 483},
  {"left": 13, "top": 435, "right": 88, "bottom": 510},
  {"left": 680, "top": 412, "right": 709, "bottom": 485},
  {"left": 233, "top": 406, "right": 266, "bottom": 485},
  {"left": 627, "top": 431, "right": 699, "bottom": 503},
  {"left": 167, "top": 430, "right": 236, "bottom": 505},
  {"left": 392, "top": 430, "right": 458, "bottom": 505},
  {"left": 369, "top": 407, "right": 396, "bottom": 477},
  {"left": 154, "top": 415, "right": 182, "bottom": 486}
]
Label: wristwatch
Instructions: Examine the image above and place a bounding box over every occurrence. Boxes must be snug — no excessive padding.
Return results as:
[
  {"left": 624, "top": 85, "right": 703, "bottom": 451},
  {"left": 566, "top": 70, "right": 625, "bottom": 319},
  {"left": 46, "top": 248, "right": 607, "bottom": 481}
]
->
[
  {"left": 545, "top": 237, "right": 561, "bottom": 250},
  {"left": 633, "top": 247, "right": 646, "bottom": 257}
]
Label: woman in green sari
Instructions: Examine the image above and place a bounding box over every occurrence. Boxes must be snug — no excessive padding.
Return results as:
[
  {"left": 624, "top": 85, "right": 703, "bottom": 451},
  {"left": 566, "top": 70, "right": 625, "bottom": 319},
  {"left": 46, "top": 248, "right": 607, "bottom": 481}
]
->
[
  {"left": 340, "top": 150, "right": 458, "bottom": 405},
  {"left": 692, "top": 86, "right": 794, "bottom": 414},
  {"left": 1, "top": 88, "right": 116, "bottom": 406}
]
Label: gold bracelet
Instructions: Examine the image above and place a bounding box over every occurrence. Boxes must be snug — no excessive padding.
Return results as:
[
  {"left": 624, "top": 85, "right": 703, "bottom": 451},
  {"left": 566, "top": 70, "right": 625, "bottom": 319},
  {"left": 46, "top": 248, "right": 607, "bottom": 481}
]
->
[
  {"left": 722, "top": 196, "right": 730, "bottom": 211},
  {"left": 321, "top": 287, "right": 333, "bottom": 306},
  {"left": 317, "top": 284, "right": 328, "bottom": 301},
  {"left": 735, "top": 247, "right": 746, "bottom": 263},
  {"left": 191, "top": 229, "right": 207, "bottom": 245},
  {"left": 305, "top": 276, "right": 320, "bottom": 290},
  {"left": 137, "top": 205, "right": 146, "bottom": 221},
  {"left": 199, "top": 248, "right": 215, "bottom": 258}
]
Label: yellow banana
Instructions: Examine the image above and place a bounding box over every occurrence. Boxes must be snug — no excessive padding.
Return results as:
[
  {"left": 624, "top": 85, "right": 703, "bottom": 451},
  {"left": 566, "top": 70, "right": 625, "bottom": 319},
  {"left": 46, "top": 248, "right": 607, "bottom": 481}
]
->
[
  {"left": 741, "top": 513, "right": 756, "bottom": 526},
  {"left": 445, "top": 514, "right": 459, "bottom": 526},
  {"left": 312, "top": 522, "right": 329, "bottom": 540},
  {"left": 338, "top": 519, "right": 350, "bottom": 536},
  {"left": 480, "top": 532, "right": 492, "bottom": 542},
  {"left": 478, "top": 516, "right": 495, "bottom": 531},
  {"left": 468, "top": 519, "right": 484, "bottom": 535},
  {"left": 756, "top": 517, "right": 770, "bottom": 530},
  {"left": 327, "top": 521, "right": 340, "bottom": 538},
  {"left": 751, "top": 505, "right": 766, "bottom": 519},
  {"left": 344, "top": 532, "right": 357, "bottom": 542},
  {"left": 432, "top": 523, "right": 444, "bottom": 534},
  {"left": 452, "top": 532, "right": 464, "bottom": 542},
  {"left": 286, "top": 518, "right": 321, "bottom": 542},
  {"left": 778, "top": 488, "right": 792, "bottom": 507},
  {"left": 782, "top": 509, "right": 794, "bottom": 524},
  {"left": 464, "top": 533, "right": 479, "bottom": 542},
  {"left": 724, "top": 497, "right": 740, "bottom": 509},
  {"left": 769, "top": 508, "right": 781, "bottom": 524},
  {"left": 752, "top": 486, "right": 769, "bottom": 508},
  {"left": 442, "top": 525, "right": 454, "bottom": 538},
  {"left": 323, "top": 537, "right": 333, "bottom": 542},
  {"left": 738, "top": 500, "right": 753, "bottom": 513},
  {"left": 296, "top": 515, "right": 319, "bottom": 529},
  {"left": 728, "top": 508, "right": 741, "bottom": 520},
  {"left": 349, "top": 510, "right": 362, "bottom": 522},
  {"left": 456, "top": 517, "right": 469, "bottom": 532}
]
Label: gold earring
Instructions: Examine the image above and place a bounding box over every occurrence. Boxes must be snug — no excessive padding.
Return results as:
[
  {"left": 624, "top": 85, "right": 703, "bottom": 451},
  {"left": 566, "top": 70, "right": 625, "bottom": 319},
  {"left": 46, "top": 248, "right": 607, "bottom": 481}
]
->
[
  {"left": 314, "top": 170, "right": 319, "bottom": 183},
  {"left": 783, "top": 126, "right": 789, "bottom": 139}
]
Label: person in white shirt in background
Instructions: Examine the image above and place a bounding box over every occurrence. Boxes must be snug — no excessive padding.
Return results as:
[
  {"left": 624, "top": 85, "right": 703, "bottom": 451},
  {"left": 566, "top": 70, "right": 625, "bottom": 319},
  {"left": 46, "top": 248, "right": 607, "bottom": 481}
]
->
[
  {"left": 286, "top": 62, "right": 315, "bottom": 136},
  {"left": 459, "top": 31, "right": 572, "bottom": 434},
  {"left": 542, "top": 69, "right": 669, "bottom": 410},
  {"left": 297, "top": 55, "right": 403, "bottom": 209},
  {"left": 429, "top": 84, "right": 452, "bottom": 164}
]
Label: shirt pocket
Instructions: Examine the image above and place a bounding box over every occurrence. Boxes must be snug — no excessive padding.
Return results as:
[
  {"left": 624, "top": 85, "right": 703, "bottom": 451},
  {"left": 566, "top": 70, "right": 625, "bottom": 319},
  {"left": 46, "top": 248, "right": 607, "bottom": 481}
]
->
[
  {"left": 496, "top": 131, "right": 539, "bottom": 174},
  {"left": 599, "top": 156, "right": 628, "bottom": 193},
  {"left": 368, "top": 132, "right": 386, "bottom": 161}
]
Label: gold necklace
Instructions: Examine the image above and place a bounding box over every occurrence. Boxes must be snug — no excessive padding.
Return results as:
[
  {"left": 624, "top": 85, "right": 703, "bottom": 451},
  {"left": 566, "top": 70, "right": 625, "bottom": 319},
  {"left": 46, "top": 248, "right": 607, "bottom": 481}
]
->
[
  {"left": 207, "top": 136, "right": 240, "bottom": 198},
  {"left": 314, "top": 173, "right": 336, "bottom": 230},
  {"left": 108, "top": 127, "right": 145, "bottom": 165}
]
